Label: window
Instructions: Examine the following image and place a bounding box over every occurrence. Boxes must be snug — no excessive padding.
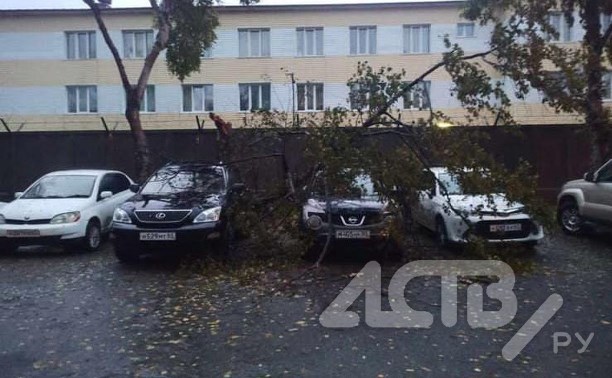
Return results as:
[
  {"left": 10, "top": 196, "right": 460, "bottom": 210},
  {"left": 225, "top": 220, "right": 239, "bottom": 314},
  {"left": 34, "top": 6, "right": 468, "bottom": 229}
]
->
[
  {"left": 297, "top": 27, "right": 323, "bottom": 56},
  {"left": 403, "top": 24, "right": 431, "bottom": 54},
  {"left": 182, "top": 85, "right": 214, "bottom": 112},
  {"left": 457, "top": 23, "right": 475, "bottom": 38},
  {"left": 349, "top": 26, "right": 376, "bottom": 55},
  {"left": 66, "top": 31, "right": 96, "bottom": 59},
  {"left": 141, "top": 85, "right": 156, "bottom": 112},
  {"left": 403, "top": 81, "right": 431, "bottom": 110},
  {"left": 67, "top": 86, "right": 97, "bottom": 113},
  {"left": 602, "top": 14, "right": 612, "bottom": 33},
  {"left": 123, "top": 30, "right": 154, "bottom": 58},
  {"left": 603, "top": 72, "right": 611, "bottom": 100},
  {"left": 238, "top": 28, "right": 270, "bottom": 57},
  {"left": 239, "top": 83, "right": 271, "bottom": 111},
  {"left": 297, "top": 83, "right": 324, "bottom": 111},
  {"left": 548, "top": 12, "right": 572, "bottom": 42},
  {"left": 349, "top": 84, "right": 370, "bottom": 110},
  {"left": 99, "top": 173, "right": 131, "bottom": 196}
]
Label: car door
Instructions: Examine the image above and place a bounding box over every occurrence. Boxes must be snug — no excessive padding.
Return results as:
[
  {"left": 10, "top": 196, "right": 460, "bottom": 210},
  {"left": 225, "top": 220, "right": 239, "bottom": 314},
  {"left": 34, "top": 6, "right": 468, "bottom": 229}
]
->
[
  {"left": 585, "top": 160, "right": 612, "bottom": 221},
  {"left": 93, "top": 173, "right": 131, "bottom": 232},
  {"left": 413, "top": 171, "right": 437, "bottom": 230}
]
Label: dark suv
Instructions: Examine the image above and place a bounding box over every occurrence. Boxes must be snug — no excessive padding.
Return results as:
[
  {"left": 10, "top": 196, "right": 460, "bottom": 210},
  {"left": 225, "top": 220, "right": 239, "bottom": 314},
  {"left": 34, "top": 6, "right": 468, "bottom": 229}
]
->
[{"left": 111, "top": 162, "right": 243, "bottom": 262}]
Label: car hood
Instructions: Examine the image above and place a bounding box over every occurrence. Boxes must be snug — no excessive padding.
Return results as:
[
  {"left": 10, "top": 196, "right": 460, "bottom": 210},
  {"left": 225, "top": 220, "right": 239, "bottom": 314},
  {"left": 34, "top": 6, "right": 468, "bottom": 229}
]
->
[
  {"left": 122, "top": 192, "right": 224, "bottom": 212},
  {"left": 309, "top": 197, "right": 386, "bottom": 212},
  {"left": 446, "top": 194, "right": 524, "bottom": 214},
  {"left": 0, "top": 198, "right": 91, "bottom": 220}
]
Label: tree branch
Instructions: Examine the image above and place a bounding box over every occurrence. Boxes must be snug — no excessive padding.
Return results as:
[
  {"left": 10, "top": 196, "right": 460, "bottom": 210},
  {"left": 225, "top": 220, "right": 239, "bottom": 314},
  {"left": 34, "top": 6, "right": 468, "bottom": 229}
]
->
[
  {"left": 362, "top": 48, "right": 495, "bottom": 127},
  {"left": 82, "top": 0, "right": 131, "bottom": 92},
  {"left": 602, "top": 23, "right": 612, "bottom": 48}
]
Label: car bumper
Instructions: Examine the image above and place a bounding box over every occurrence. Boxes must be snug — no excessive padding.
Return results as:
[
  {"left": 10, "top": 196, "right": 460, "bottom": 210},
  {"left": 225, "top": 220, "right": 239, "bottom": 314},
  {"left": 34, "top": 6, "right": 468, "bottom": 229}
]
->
[
  {"left": 444, "top": 215, "right": 544, "bottom": 244},
  {"left": 303, "top": 222, "right": 392, "bottom": 243},
  {"left": 111, "top": 221, "right": 223, "bottom": 250},
  {"left": 0, "top": 222, "right": 86, "bottom": 245}
]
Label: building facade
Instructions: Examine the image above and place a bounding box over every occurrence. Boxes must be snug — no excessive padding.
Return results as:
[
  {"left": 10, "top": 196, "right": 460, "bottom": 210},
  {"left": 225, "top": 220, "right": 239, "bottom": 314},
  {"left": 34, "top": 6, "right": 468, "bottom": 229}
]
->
[{"left": 0, "top": 1, "right": 607, "bottom": 132}]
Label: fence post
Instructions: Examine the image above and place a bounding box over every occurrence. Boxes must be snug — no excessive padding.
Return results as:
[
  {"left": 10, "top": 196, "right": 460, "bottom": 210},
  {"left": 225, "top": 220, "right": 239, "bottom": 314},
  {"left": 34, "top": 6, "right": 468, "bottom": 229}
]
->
[{"left": 0, "top": 118, "right": 11, "bottom": 133}]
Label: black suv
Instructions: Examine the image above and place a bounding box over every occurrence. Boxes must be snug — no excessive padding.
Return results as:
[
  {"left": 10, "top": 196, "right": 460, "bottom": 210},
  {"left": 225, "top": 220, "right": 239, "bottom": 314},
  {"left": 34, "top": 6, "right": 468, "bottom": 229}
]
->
[{"left": 111, "top": 162, "right": 243, "bottom": 262}]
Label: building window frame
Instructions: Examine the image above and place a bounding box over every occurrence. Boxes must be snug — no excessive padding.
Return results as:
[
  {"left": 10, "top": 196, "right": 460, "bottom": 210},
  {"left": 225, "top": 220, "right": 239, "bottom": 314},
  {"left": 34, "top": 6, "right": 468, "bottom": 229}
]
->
[
  {"left": 66, "top": 31, "right": 96, "bottom": 60},
  {"left": 66, "top": 85, "right": 98, "bottom": 114},
  {"left": 122, "top": 29, "right": 154, "bottom": 59},
  {"left": 548, "top": 12, "right": 572, "bottom": 42},
  {"left": 402, "top": 81, "right": 431, "bottom": 110},
  {"left": 603, "top": 72, "right": 611, "bottom": 101},
  {"left": 403, "top": 24, "right": 431, "bottom": 54},
  {"left": 239, "top": 83, "right": 271, "bottom": 111},
  {"left": 457, "top": 22, "right": 475, "bottom": 38},
  {"left": 349, "top": 26, "right": 377, "bottom": 55},
  {"left": 297, "top": 83, "right": 324, "bottom": 111},
  {"left": 182, "top": 84, "right": 214, "bottom": 112},
  {"left": 238, "top": 28, "right": 271, "bottom": 58},
  {"left": 296, "top": 27, "right": 324, "bottom": 57}
]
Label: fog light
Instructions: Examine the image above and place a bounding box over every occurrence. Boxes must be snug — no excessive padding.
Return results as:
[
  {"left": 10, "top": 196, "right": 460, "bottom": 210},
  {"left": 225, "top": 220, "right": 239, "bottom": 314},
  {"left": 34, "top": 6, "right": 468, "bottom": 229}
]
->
[
  {"left": 207, "top": 232, "right": 221, "bottom": 240},
  {"left": 306, "top": 215, "right": 323, "bottom": 230}
]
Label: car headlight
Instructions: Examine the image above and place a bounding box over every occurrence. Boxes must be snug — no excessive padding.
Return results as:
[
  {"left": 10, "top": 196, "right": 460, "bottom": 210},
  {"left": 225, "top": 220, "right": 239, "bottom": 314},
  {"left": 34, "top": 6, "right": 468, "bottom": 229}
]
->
[
  {"left": 50, "top": 211, "right": 81, "bottom": 224},
  {"left": 193, "top": 206, "right": 222, "bottom": 223},
  {"left": 0, "top": 214, "right": 5, "bottom": 224},
  {"left": 112, "top": 208, "right": 132, "bottom": 224},
  {"left": 306, "top": 198, "right": 326, "bottom": 212}
]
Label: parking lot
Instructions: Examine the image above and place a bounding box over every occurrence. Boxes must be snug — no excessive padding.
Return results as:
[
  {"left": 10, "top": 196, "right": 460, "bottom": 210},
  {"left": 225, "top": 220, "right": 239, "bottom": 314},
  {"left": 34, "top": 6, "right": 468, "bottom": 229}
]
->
[{"left": 0, "top": 231, "right": 611, "bottom": 377}]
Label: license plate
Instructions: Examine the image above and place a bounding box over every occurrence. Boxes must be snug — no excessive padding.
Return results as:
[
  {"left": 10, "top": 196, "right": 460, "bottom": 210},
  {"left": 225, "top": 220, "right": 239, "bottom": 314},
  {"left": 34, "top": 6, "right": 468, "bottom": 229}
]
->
[
  {"left": 489, "top": 224, "right": 522, "bottom": 233},
  {"left": 139, "top": 232, "right": 176, "bottom": 241},
  {"left": 6, "top": 229, "right": 40, "bottom": 238},
  {"left": 335, "top": 230, "right": 370, "bottom": 239}
]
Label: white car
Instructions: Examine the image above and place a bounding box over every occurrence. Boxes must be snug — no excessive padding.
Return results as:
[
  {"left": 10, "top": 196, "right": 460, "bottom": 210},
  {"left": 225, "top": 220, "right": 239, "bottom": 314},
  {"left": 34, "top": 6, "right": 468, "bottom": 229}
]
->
[
  {"left": 0, "top": 170, "right": 135, "bottom": 252},
  {"left": 412, "top": 167, "right": 544, "bottom": 245}
]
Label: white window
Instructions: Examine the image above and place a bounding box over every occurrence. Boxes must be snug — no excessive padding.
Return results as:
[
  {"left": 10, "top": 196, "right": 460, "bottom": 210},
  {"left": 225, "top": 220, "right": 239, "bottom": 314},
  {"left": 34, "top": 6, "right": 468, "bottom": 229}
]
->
[
  {"left": 238, "top": 28, "right": 270, "bottom": 57},
  {"left": 67, "top": 86, "right": 97, "bottom": 113},
  {"left": 403, "top": 24, "right": 431, "bottom": 54},
  {"left": 602, "top": 14, "right": 612, "bottom": 33},
  {"left": 349, "top": 84, "right": 370, "bottom": 110},
  {"left": 297, "top": 83, "right": 324, "bottom": 111},
  {"left": 140, "top": 85, "right": 156, "bottom": 112},
  {"left": 603, "top": 72, "right": 611, "bottom": 100},
  {"left": 123, "top": 30, "right": 154, "bottom": 58},
  {"left": 66, "top": 31, "right": 96, "bottom": 60},
  {"left": 350, "top": 26, "right": 376, "bottom": 55},
  {"left": 182, "top": 85, "right": 214, "bottom": 112},
  {"left": 297, "top": 27, "right": 323, "bottom": 56},
  {"left": 548, "top": 12, "right": 572, "bottom": 42},
  {"left": 239, "top": 83, "right": 271, "bottom": 111},
  {"left": 457, "top": 22, "right": 475, "bottom": 38},
  {"left": 403, "top": 81, "right": 431, "bottom": 110}
]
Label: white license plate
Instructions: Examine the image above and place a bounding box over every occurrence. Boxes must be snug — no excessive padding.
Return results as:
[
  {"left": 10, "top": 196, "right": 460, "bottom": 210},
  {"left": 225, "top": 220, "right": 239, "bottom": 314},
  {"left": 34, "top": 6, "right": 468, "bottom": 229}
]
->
[
  {"left": 489, "top": 224, "right": 522, "bottom": 232},
  {"left": 336, "top": 230, "right": 370, "bottom": 239},
  {"left": 139, "top": 232, "right": 176, "bottom": 241},
  {"left": 6, "top": 229, "right": 40, "bottom": 238}
]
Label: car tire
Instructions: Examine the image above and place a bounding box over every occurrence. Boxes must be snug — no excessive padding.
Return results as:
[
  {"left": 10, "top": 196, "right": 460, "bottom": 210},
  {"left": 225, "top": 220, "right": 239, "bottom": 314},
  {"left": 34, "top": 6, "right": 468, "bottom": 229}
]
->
[
  {"left": 114, "top": 245, "right": 139, "bottom": 264},
  {"left": 82, "top": 220, "right": 102, "bottom": 252},
  {"left": 435, "top": 218, "right": 450, "bottom": 247},
  {"left": 557, "top": 200, "right": 584, "bottom": 235}
]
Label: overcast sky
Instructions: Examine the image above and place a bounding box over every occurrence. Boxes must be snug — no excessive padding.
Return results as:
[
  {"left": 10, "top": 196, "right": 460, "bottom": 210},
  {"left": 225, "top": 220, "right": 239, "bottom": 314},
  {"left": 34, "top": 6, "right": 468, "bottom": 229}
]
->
[{"left": 1, "top": 0, "right": 456, "bottom": 10}]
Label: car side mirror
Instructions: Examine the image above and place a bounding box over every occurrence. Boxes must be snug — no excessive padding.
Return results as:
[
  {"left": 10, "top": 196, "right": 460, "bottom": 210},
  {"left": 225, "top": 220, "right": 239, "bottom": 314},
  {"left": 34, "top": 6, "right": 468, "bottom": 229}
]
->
[
  {"left": 583, "top": 171, "right": 595, "bottom": 182},
  {"left": 99, "top": 191, "right": 113, "bottom": 200},
  {"left": 129, "top": 184, "right": 140, "bottom": 193},
  {"left": 14, "top": 192, "right": 23, "bottom": 199}
]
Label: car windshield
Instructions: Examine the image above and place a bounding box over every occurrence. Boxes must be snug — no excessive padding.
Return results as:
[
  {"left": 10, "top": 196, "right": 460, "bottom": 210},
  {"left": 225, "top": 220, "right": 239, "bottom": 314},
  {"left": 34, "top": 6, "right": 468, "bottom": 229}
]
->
[
  {"left": 141, "top": 166, "right": 225, "bottom": 195},
  {"left": 438, "top": 173, "right": 464, "bottom": 195},
  {"left": 21, "top": 175, "right": 96, "bottom": 199},
  {"left": 313, "top": 173, "right": 378, "bottom": 199}
]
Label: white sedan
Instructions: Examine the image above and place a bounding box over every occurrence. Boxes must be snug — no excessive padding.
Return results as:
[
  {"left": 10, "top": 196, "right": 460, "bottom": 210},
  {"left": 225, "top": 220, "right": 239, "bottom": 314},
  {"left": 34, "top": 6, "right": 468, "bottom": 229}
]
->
[
  {"left": 0, "top": 170, "right": 135, "bottom": 252},
  {"left": 412, "top": 167, "right": 544, "bottom": 245}
]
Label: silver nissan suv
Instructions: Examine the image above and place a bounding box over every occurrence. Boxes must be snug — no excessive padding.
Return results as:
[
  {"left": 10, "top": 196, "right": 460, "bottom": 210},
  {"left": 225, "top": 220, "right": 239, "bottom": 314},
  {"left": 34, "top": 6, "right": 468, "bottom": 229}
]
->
[{"left": 557, "top": 159, "right": 612, "bottom": 234}]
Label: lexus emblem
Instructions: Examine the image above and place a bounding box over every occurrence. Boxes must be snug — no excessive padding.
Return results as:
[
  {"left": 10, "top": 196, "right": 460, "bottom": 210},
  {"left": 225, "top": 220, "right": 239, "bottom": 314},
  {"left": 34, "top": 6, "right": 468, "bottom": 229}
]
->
[
  {"left": 348, "top": 216, "right": 359, "bottom": 224},
  {"left": 154, "top": 212, "right": 167, "bottom": 220}
]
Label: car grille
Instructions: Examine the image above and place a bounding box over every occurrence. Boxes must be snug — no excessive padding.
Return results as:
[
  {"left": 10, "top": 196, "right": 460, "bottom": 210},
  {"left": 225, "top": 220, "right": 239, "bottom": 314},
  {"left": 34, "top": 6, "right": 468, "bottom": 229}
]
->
[
  {"left": 331, "top": 211, "right": 383, "bottom": 227},
  {"left": 5, "top": 219, "right": 51, "bottom": 225},
  {"left": 473, "top": 219, "right": 533, "bottom": 240},
  {"left": 134, "top": 210, "right": 192, "bottom": 224}
]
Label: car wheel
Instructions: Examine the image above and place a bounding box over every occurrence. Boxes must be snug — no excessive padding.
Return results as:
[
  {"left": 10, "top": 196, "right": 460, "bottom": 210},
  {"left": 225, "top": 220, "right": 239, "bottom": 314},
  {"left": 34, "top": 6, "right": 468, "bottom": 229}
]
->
[
  {"left": 114, "top": 245, "right": 139, "bottom": 264},
  {"left": 82, "top": 221, "right": 102, "bottom": 251},
  {"left": 435, "top": 218, "right": 450, "bottom": 247},
  {"left": 557, "top": 201, "right": 584, "bottom": 235}
]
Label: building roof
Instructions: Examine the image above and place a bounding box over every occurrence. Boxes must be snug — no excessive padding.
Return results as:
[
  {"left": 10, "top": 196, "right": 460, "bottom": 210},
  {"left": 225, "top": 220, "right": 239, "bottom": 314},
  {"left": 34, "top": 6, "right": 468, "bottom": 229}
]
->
[{"left": 0, "top": 1, "right": 464, "bottom": 17}]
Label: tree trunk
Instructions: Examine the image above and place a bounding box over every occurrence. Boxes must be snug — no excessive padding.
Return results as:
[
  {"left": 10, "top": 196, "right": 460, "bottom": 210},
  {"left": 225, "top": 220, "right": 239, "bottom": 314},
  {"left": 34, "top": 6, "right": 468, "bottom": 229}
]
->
[
  {"left": 583, "top": 0, "right": 611, "bottom": 166},
  {"left": 125, "top": 102, "right": 150, "bottom": 183}
]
